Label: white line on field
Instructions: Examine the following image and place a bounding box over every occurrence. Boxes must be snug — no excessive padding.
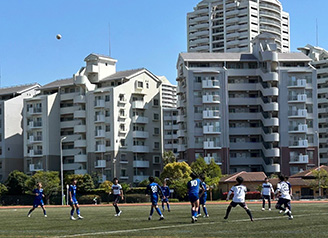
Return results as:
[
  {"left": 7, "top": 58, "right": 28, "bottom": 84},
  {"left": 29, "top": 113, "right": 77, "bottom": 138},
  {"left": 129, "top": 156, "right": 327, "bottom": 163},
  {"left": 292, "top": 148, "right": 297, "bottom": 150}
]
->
[{"left": 54, "top": 212, "right": 328, "bottom": 238}]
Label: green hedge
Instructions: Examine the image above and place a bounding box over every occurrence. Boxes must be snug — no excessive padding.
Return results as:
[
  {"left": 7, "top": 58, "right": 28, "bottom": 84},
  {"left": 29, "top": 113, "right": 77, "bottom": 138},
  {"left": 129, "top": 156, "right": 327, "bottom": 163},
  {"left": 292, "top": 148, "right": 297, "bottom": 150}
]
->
[
  {"left": 125, "top": 194, "right": 149, "bottom": 203},
  {"left": 78, "top": 195, "right": 101, "bottom": 204}
]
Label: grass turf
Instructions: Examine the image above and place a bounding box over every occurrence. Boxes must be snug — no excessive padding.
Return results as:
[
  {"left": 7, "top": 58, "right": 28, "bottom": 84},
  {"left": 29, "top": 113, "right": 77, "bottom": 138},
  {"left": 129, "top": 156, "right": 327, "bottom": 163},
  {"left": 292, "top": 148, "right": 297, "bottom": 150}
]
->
[{"left": 0, "top": 202, "right": 326, "bottom": 237}]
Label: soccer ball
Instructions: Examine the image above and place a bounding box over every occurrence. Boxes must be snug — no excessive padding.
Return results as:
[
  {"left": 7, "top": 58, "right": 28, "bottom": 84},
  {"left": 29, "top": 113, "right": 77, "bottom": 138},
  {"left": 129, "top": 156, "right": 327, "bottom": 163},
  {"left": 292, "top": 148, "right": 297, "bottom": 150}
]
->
[{"left": 56, "top": 34, "right": 62, "bottom": 40}]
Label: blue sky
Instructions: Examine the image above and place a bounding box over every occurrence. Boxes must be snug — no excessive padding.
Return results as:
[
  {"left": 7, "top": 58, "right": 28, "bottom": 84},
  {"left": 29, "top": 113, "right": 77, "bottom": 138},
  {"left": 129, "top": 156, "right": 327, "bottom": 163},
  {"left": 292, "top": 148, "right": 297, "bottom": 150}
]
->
[{"left": 0, "top": 0, "right": 327, "bottom": 87}]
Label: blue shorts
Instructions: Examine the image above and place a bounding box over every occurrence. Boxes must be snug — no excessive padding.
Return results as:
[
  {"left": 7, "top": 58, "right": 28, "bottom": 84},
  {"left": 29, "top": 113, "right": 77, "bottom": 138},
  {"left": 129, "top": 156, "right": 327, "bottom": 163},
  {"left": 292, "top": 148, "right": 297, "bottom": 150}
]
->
[
  {"left": 162, "top": 198, "right": 169, "bottom": 203},
  {"left": 33, "top": 200, "right": 44, "bottom": 208},
  {"left": 189, "top": 194, "right": 199, "bottom": 203},
  {"left": 70, "top": 197, "right": 78, "bottom": 205},
  {"left": 151, "top": 197, "right": 158, "bottom": 206},
  {"left": 200, "top": 196, "right": 207, "bottom": 205}
]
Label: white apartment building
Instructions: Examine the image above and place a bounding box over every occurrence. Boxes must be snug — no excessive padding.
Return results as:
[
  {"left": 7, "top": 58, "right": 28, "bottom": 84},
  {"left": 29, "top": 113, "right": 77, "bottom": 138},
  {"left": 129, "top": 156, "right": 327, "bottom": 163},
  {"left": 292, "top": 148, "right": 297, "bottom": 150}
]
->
[
  {"left": 159, "top": 77, "right": 179, "bottom": 159},
  {"left": 24, "top": 54, "right": 164, "bottom": 184},
  {"left": 0, "top": 83, "right": 40, "bottom": 181},
  {"left": 177, "top": 33, "right": 318, "bottom": 175},
  {"left": 187, "top": 0, "right": 290, "bottom": 53},
  {"left": 299, "top": 44, "right": 328, "bottom": 165}
]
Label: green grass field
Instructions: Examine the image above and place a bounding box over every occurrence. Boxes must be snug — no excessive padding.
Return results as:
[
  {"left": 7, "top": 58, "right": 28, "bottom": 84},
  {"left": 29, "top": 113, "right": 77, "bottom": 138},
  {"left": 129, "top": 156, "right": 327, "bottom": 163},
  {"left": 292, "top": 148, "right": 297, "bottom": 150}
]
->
[{"left": 0, "top": 202, "right": 327, "bottom": 238}]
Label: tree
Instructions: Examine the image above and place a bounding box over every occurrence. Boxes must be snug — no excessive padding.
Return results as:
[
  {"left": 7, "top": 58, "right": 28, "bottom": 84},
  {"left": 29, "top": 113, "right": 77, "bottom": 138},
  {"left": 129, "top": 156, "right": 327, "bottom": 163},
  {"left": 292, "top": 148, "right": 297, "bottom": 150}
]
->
[
  {"left": 0, "top": 183, "right": 8, "bottom": 196},
  {"left": 190, "top": 157, "right": 207, "bottom": 175},
  {"left": 138, "top": 177, "right": 161, "bottom": 187},
  {"left": 5, "top": 170, "right": 29, "bottom": 195},
  {"left": 25, "top": 171, "right": 60, "bottom": 203},
  {"left": 99, "top": 180, "right": 113, "bottom": 194},
  {"left": 163, "top": 151, "right": 176, "bottom": 166},
  {"left": 160, "top": 162, "right": 192, "bottom": 199},
  {"left": 64, "top": 174, "right": 95, "bottom": 193},
  {"left": 310, "top": 169, "right": 328, "bottom": 196},
  {"left": 205, "top": 159, "right": 222, "bottom": 188}
]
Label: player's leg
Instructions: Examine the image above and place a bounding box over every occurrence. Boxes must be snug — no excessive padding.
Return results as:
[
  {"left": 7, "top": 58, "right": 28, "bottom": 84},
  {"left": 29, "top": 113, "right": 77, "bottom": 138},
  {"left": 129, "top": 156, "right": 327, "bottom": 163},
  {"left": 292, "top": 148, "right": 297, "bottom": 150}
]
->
[
  {"left": 155, "top": 204, "right": 164, "bottom": 220},
  {"left": 149, "top": 205, "right": 154, "bottom": 220},
  {"left": 268, "top": 196, "right": 271, "bottom": 210},
  {"left": 242, "top": 203, "right": 253, "bottom": 221},
  {"left": 203, "top": 204, "right": 209, "bottom": 217},
  {"left": 224, "top": 205, "right": 232, "bottom": 219},
  {"left": 27, "top": 204, "right": 36, "bottom": 217},
  {"left": 40, "top": 204, "right": 47, "bottom": 217},
  {"left": 262, "top": 195, "right": 265, "bottom": 210},
  {"left": 191, "top": 201, "right": 196, "bottom": 223},
  {"left": 284, "top": 200, "right": 293, "bottom": 219},
  {"left": 113, "top": 196, "right": 121, "bottom": 216},
  {"left": 70, "top": 203, "right": 76, "bottom": 220},
  {"left": 166, "top": 200, "right": 170, "bottom": 212},
  {"left": 75, "top": 203, "right": 83, "bottom": 219},
  {"left": 275, "top": 198, "right": 285, "bottom": 212}
]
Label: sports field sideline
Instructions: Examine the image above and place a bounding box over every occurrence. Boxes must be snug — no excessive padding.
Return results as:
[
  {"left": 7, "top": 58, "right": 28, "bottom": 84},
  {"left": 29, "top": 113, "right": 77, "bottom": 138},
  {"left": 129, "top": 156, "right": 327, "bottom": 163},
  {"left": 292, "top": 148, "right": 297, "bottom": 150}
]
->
[{"left": 0, "top": 201, "right": 327, "bottom": 237}]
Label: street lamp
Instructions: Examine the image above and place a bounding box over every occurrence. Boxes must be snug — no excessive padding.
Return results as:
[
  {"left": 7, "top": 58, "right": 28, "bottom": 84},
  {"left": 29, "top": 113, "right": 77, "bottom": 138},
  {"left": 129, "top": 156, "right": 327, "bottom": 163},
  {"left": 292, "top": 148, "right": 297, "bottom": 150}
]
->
[
  {"left": 60, "top": 136, "right": 67, "bottom": 205},
  {"left": 315, "top": 131, "right": 321, "bottom": 197}
]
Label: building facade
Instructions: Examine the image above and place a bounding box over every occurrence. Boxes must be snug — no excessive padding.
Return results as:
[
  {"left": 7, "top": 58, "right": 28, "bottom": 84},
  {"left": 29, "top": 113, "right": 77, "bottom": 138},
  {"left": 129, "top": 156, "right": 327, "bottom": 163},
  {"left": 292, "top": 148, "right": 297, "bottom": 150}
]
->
[
  {"left": 23, "top": 54, "right": 164, "bottom": 184},
  {"left": 177, "top": 33, "right": 318, "bottom": 175},
  {"left": 187, "top": 0, "right": 290, "bottom": 53}
]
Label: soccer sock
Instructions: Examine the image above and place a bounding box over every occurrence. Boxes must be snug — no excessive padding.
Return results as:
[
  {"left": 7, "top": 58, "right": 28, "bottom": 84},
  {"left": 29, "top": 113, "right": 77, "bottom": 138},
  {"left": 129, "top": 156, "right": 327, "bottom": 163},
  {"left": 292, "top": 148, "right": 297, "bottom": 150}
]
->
[
  {"left": 203, "top": 206, "right": 208, "bottom": 216},
  {"left": 198, "top": 207, "right": 201, "bottom": 215},
  {"left": 246, "top": 209, "right": 253, "bottom": 220},
  {"left": 193, "top": 209, "right": 197, "bottom": 217},
  {"left": 268, "top": 200, "right": 271, "bottom": 209},
  {"left": 156, "top": 207, "right": 162, "bottom": 216},
  {"left": 225, "top": 206, "right": 232, "bottom": 218},
  {"left": 167, "top": 203, "right": 170, "bottom": 211},
  {"left": 191, "top": 208, "right": 194, "bottom": 217},
  {"left": 162, "top": 204, "right": 165, "bottom": 211},
  {"left": 262, "top": 199, "right": 265, "bottom": 208},
  {"left": 28, "top": 209, "right": 33, "bottom": 215},
  {"left": 114, "top": 205, "right": 120, "bottom": 214},
  {"left": 150, "top": 207, "right": 154, "bottom": 216},
  {"left": 76, "top": 208, "right": 80, "bottom": 215},
  {"left": 43, "top": 209, "right": 47, "bottom": 215},
  {"left": 71, "top": 208, "right": 74, "bottom": 216}
]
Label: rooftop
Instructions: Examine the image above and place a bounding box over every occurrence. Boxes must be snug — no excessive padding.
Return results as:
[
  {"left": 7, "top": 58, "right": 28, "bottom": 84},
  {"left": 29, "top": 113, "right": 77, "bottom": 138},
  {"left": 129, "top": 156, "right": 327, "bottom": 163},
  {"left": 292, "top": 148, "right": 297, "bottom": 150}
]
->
[
  {"left": 0, "top": 83, "right": 40, "bottom": 96},
  {"left": 41, "top": 78, "right": 74, "bottom": 90}
]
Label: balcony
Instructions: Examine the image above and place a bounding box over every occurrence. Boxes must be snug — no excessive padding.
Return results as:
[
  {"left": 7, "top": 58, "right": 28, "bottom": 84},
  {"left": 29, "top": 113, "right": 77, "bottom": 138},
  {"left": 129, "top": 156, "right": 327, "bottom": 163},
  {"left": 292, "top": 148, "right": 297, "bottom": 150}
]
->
[
  {"left": 132, "top": 131, "right": 149, "bottom": 138},
  {"left": 177, "top": 130, "right": 186, "bottom": 137},
  {"left": 202, "top": 95, "right": 220, "bottom": 104},
  {"left": 28, "top": 136, "right": 42, "bottom": 144},
  {"left": 289, "top": 140, "right": 308, "bottom": 148},
  {"left": 95, "top": 130, "right": 106, "bottom": 138},
  {"left": 288, "top": 94, "right": 307, "bottom": 103},
  {"left": 86, "top": 64, "right": 98, "bottom": 73},
  {"left": 133, "top": 160, "right": 150, "bottom": 168},
  {"left": 203, "top": 125, "right": 220, "bottom": 134},
  {"left": 95, "top": 160, "right": 106, "bottom": 168},
  {"left": 28, "top": 150, "right": 42, "bottom": 157},
  {"left": 73, "top": 95, "right": 86, "bottom": 104},
  {"left": 288, "top": 124, "right": 308, "bottom": 133},
  {"left": 288, "top": 109, "right": 307, "bottom": 118},
  {"left": 29, "top": 164, "right": 43, "bottom": 172},
  {"left": 133, "top": 175, "right": 149, "bottom": 183},
  {"left": 28, "top": 107, "right": 42, "bottom": 115},
  {"left": 60, "top": 92, "right": 77, "bottom": 101},
  {"left": 28, "top": 121, "right": 42, "bottom": 130},
  {"left": 133, "top": 146, "right": 149, "bottom": 153},
  {"left": 60, "top": 106, "right": 79, "bottom": 115},
  {"left": 203, "top": 141, "right": 221, "bottom": 149},
  {"left": 177, "top": 115, "right": 185, "bottom": 122},
  {"left": 74, "top": 125, "right": 86, "bottom": 133},
  {"left": 62, "top": 149, "right": 80, "bottom": 156},
  {"left": 178, "top": 144, "right": 186, "bottom": 152},
  {"left": 75, "top": 169, "right": 88, "bottom": 175},
  {"left": 74, "top": 139, "right": 86, "bottom": 148},
  {"left": 132, "top": 116, "right": 148, "bottom": 124},
  {"left": 288, "top": 79, "right": 306, "bottom": 88},
  {"left": 95, "top": 115, "right": 106, "bottom": 123},
  {"left": 74, "top": 110, "right": 86, "bottom": 118},
  {"left": 74, "top": 154, "right": 87, "bottom": 163},
  {"left": 95, "top": 144, "right": 106, "bottom": 153},
  {"left": 202, "top": 79, "right": 220, "bottom": 89},
  {"left": 290, "top": 155, "right": 309, "bottom": 164},
  {"left": 203, "top": 110, "right": 220, "bottom": 119},
  {"left": 132, "top": 101, "right": 148, "bottom": 109},
  {"left": 94, "top": 99, "right": 105, "bottom": 108},
  {"left": 61, "top": 120, "right": 78, "bottom": 129}
]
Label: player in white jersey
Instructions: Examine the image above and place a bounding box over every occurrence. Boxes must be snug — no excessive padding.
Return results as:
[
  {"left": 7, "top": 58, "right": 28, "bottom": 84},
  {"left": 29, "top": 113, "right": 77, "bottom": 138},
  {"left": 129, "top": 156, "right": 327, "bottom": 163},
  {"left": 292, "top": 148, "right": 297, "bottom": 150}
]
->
[
  {"left": 111, "top": 178, "right": 124, "bottom": 217},
  {"left": 224, "top": 176, "right": 253, "bottom": 221},
  {"left": 275, "top": 175, "right": 293, "bottom": 219},
  {"left": 261, "top": 177, "right": 274, "bottom": 211}
]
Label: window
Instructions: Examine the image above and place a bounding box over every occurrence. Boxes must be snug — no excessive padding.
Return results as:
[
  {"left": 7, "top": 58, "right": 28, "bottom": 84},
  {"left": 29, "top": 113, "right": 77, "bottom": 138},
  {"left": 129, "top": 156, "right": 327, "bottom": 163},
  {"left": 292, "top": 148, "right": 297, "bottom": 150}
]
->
[
  {"left": 120, "top": 169, "right": 127, "bottom": 177},
  {"left": 154, "top": 128, "right": 160, "bottom": 135},
  {"left": 137, "top": 81, "right": 143, "bottom": 88},
  {"left": 154, "top": 170, "right": 160, "bottom": 177},
  {"left": 106, "top": 140, "right": 111, "bottom": 147},
  {"left": 153, "top": 99, "right": 159, "bottom": 106},
  {"left": 104, "top": 153, "right": 111, "bottom": 161},
  {"left": 153, "top": 113, "right": 159, "bottom": 121},
  {"left": 154, "top": 142, "right": 160, "bottom": 149},
  {"left": 153, "top": 156, "right": 160, "bottom": 164},
  {"left": 120, "top": 139, "right": 126, "bottom": 147}
]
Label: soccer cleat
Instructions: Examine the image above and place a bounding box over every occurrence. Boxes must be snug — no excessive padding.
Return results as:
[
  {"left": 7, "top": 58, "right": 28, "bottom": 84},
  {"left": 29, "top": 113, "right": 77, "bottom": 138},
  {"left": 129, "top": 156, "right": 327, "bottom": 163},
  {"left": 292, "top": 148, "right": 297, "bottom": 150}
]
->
[
  {"left": 44, "top": 215, "right": 47, "bottom": 218},
  {"left": 148, "top": 216, "right": 152, "bottom": 220},
  {"left": 27, "top": 214, "right": 31, "bottom": 218},
  {"left": 224, "top": 216, "right": 228, "bottom": 220},
  {"left": 268, "top": 208, "right": 271, "bottom": 211},
  {"left": 117, "top": 211, "right": 122, "bottom": 216},
  {"left": 191, "top": 216, "right": 195, "bottom": 223},
  {"left": 279, "top": 210, "right": 283, "bottom": 214},
  {"left": 288, "top": 215, "right": 293, "bottom": 220},
  {"left": 168, "top": 209, "right": 171, "bottom": 212},
  {"left": 261, "top": 208, "right": 265, "bottom": 211},
  {"left": 159, "top": 216, "right": 164, "bottom": 220},
  {"left": 70, "top": 216, "right": 77, "bottom": 220},
  {"left": 204, "top": 214, "right": 209, "bottom": 218},
  {"left": 195, "top": 217, "right": 198, "bottom": 222},
  {"left": 196, "top": 213, "right": 201, "bottom": 217},
  {"left": 78, "top": 215, "right": 84, "bottom": 219}
]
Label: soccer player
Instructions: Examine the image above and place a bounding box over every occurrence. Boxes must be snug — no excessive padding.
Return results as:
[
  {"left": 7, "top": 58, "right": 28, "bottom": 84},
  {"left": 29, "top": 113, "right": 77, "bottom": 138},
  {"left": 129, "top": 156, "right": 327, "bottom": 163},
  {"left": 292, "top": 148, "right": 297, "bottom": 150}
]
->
[
  {"left": 27, "top": 182, "right": 47, "bottom": 217},
  {"left": 161, "top": 179, "right": 171, "bottom": 212},
  {"left": 224, "top": 176, "right": 253, "bottom": 221},
  {"left": 145, "top": 176, "right": 164, "bottom": 220},
  {"left": 275, "top": 174, "right": 293, "bottom": 219},
  {"left": 187, "top": 172, "right": 202, "bottom": 223},
  {"left": 111, "top": 177, "right": 124, "bottom": 217},
  {"left": 69, "top": 178, "right": 83, "bottom": 220},
  {"left": 198, "top": 174, "right": 209, "bottom": 218},
  {"left": 261, "top": 177, "right": 274, "bottom": 211}
]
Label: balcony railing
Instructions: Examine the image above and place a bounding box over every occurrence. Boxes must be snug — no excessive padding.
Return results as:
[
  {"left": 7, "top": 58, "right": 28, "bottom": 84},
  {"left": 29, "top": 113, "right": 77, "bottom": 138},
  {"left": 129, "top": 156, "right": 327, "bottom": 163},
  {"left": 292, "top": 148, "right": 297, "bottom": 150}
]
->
[{"left": 290, "top": 155, "right": 309, "bottom": 164}]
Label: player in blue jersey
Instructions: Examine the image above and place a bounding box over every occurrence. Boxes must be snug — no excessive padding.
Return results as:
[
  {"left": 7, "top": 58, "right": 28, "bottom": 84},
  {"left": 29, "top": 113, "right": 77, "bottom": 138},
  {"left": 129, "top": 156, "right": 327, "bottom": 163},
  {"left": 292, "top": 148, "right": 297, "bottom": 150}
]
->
[
  {"left": 27, "top": 182, "right": 47, "bottom": 217},
  {"left": 187, "top": 172, "right": 202, "bottom": 223},
  {"left": 145, "top": 176, "right": 164, "bottom": 220},
  {"left": 69, "top": 179, "right": 83, "bottom": 220},
  {"left": 161, "top": 179, "right": 171, "bottom": 212},
  {"left": 197, "top": 174, "right": 209, "bottom": 218}
]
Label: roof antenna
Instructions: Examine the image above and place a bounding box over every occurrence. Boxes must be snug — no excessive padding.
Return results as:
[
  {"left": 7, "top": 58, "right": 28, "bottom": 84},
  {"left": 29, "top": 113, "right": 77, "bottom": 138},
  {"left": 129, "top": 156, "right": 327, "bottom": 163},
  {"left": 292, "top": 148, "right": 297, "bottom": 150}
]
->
[
  {"left": 109, "top": 23, "right": 112, "bottom": 57},
  {"left": 316, "top": 18, "right": 319, "bottom": 46}
]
